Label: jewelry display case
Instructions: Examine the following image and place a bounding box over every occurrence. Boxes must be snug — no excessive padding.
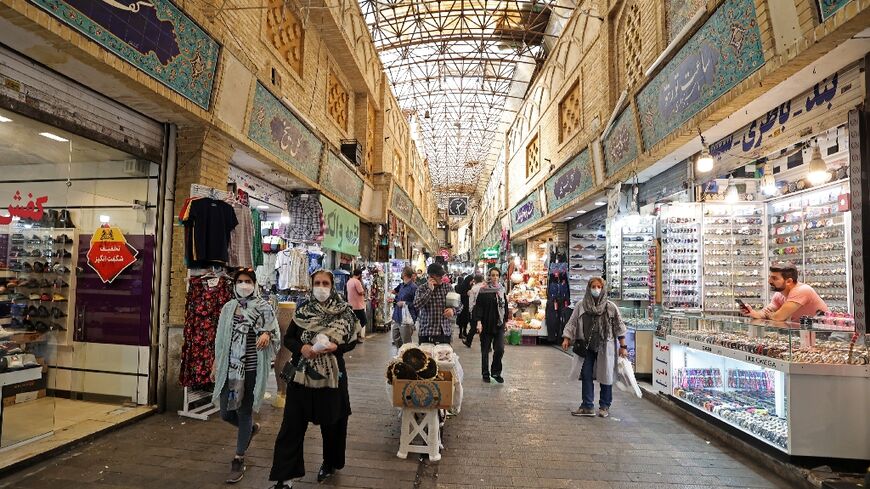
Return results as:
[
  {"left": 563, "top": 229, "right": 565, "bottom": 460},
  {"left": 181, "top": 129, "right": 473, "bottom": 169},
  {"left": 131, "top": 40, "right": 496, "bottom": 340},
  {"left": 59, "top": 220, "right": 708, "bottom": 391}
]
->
[
  {"left": 660, "top": 204, "right": 702, "bottom": 309},
  {"left": 661, "top": 312, "right": 869, "bottom": 459},
  {"left": 618, "top": 216, "right": 657, "bottom": 301},
  {"left": 621, "top": 306, "right": 660, "bottom": 376}
]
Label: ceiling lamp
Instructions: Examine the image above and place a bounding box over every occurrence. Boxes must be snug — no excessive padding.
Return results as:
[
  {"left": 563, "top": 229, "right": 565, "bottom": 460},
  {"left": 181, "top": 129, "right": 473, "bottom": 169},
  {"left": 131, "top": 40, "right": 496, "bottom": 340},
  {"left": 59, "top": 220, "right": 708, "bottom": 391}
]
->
[
  {"left": 760, "top": 162, "right": 777, "bottom": 196},
  {"left": 696, "top": 131, "right": 714, "bottom": 173},
  {"left": 807, "top": 142, "right": 830, "bottom": 185},
  {"left": 724, "top": 176, "right": 739, "bottom": 203}
]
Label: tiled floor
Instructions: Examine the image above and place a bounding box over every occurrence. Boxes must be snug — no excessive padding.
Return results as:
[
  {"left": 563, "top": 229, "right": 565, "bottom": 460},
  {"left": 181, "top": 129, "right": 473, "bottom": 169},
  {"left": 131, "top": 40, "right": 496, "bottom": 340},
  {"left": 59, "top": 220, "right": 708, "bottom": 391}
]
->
[{"left": 0, "top": 332, "right": 790, "bottom": 488}]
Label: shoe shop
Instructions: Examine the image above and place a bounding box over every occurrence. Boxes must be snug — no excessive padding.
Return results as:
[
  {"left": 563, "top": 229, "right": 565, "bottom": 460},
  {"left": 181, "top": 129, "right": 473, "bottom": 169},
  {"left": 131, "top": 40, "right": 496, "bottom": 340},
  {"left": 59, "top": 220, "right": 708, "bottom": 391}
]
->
[{"left": 0, "top": 47, "right": 166, "bottom": 467}]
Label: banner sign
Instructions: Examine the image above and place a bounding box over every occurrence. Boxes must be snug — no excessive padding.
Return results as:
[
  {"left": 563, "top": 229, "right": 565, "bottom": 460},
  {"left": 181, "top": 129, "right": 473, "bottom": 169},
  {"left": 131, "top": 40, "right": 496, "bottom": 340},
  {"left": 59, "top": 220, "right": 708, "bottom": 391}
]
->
[
  {"left": 87, "top": 226, "right": 139, "bottom": 284},
  {"left": 636, "top": 0, "right": 764, "bottom": 150},
  {"left": 817, "top": 0, "right": 852, "bottom": 21},
  {"left": 390, "top": 183, "right": 413, "bottom": 224},
  {"left": 710, "top": 64, "right": 861, "bottom": 168},
  {"left": 545, "top": 148, "right": 594, "bottom": 213},
  {"left": 510, "top": 190, "right": 543, "bottom": 233},
  {"left": 320, "top": 151, "right": 364, "bottom": 209},
  {"left": 603, "top": 106, "right": 640, "bottom": 176},
  {"left": 320, "top": 196, "right": 359, "bottom": 256},
  {"left": 248, "top": 83, "right": 323, "bottom": 182}
]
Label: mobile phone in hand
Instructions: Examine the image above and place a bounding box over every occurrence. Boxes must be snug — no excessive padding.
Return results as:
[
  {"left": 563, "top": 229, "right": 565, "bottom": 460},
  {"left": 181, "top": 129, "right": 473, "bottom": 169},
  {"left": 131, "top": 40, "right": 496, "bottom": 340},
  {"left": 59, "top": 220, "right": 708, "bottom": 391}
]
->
[{"left": 735, "top": 299, "right": 748, "bottom": 311}]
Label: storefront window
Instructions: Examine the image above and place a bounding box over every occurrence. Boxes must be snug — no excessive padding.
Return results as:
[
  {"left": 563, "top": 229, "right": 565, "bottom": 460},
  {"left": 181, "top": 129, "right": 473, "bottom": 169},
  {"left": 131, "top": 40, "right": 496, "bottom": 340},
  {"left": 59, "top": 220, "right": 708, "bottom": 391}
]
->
[{"left": 0, "top": 107, "right": 158, "bottom": 460}]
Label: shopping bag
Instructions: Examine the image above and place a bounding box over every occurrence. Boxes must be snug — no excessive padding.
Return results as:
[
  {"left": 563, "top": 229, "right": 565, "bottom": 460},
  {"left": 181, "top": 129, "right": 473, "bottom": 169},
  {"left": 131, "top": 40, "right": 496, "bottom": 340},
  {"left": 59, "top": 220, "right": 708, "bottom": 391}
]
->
[
  {"left": 401, "top": 305, "right": 415, "bottom": 325},
  {"left": 567, "top": 353, "right": 583, "bottom": 382},
  {"left": 615, "top": 357, "right": 642, "bottom": 398}
]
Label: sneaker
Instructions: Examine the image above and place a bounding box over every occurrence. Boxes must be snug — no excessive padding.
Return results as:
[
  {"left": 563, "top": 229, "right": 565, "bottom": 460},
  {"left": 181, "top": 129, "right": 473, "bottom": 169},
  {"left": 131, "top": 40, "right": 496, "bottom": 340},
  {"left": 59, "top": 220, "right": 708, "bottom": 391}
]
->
[
  {"left": 598, "top": 407, "right": 610, "bottom": 418},
  {"left": 226, "top": 457, "right": 245, "bottom": 484},
  {"left": 317, "top": 463, "right": 336, "bottom": 483},
  {"left": 492, "top": 375, "right": 504, "bottom": 384},
  {"left": 52, "top": 293, "right": 67, "bottom": 302},
  {"left": 51, "top": 307, "right": 67, "bottom": 319},
  {"left": 570, "top": 264, "right": 583, "bottom": 270},
  {"left": 571, "top": 407, "right": 596, "bottom": 417},
  {"left": 272, "top": 483, "right": 292, "bottom": 489}
]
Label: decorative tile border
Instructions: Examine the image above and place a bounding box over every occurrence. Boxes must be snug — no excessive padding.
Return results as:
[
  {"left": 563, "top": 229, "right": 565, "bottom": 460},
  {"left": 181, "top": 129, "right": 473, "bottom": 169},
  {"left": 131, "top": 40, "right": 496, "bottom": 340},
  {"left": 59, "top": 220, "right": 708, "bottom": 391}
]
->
[
  {"left": 247, "top": 83, "right": 323, "bottom": 183},
  {"left": 604, "top": 107, "right": 640, "bottom": 177},
  {"left": 817, "top": 0, "right": 853, "bottom": 21},
  {"left": 510, "top": 189, "right": 543, "bottom": 234},
  {"left": 545, "top": 148, "right": 594, "bottom": 213},
  {"left": 636, "top": 0, "right": 764, "bottom": 150},
  {"left": 666, "top": 0, "right": 706, "bottom": 42},
  {"left": 30, "top": 0, "right": 219, "bottom": 110},
  {"left": 320, "top": 151, "right": 363, "bottom": 210}
]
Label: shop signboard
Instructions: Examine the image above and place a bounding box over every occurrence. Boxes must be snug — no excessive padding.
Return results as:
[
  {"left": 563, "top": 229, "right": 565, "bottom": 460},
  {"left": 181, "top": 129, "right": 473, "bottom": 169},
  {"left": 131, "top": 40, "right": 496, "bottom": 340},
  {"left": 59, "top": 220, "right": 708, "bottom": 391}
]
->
[
  {"left": 30, "top": 0, "right": 219, "bottom": 110},
  {"left": 86, "top": 226, "right": 139, "bottom": 284},
  {"left": 510, "top": 190, "right": 542, "bottom": 233},
  {"left": 816, "top": 0, "right": 852, "bottom": 21},
  {"left": 545, "top": 148, "right": 594, "bottom": 213},
  {"left": 603, "top": 108, "right": 641, "bottom": 177},
  {"left": 248, "top": 83, "right": 323, "bottom": 182},
  {"left": 390, "top": 183, "right": 413, "bottom": 223},
  {"left": 320, "top": 151, "right": 364, "bottom": 209},
  {"left": 636, "top": 0, "right": 764, "bottom": 150},
  {"left": 710, "top": 64, "right": 862, "bottom": 169},
  {"left": 320, "top": 196, "right": 360, "bottom": 256}
]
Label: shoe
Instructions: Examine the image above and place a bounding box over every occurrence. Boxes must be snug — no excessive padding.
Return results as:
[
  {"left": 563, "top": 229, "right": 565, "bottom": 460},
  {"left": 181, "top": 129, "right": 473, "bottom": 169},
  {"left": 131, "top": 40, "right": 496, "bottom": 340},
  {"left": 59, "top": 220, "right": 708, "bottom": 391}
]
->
[
  {"left": 482, "top": 375, "right": 491, "bottom": 383},
  {"left": 28, "top": 293, "right": 41, "bottom": 301},
  {"left": 56, "top": 234, "right": 71, "bottom": 244},
  {"left": 52, "top": 265, "right": 71, "bottom": 274},
  {"left": 40, "top": 293, "right": 52, "bottom": 302},
  {"left": 226, "top": 456, "right": 245, "bottom": 483},
  {"left": 570, "top": 264, "right": 583, "bottom": 270},
  {"left": 52, "top": 293, "right": 67, "bottom": 302},
  {"left": 23, "top": 262, "right": 33, "bottom": 273},
  {"left": 29, "top": 249, "right": 42, "bottom": 257},
  {"left": 61, "top": 250, "right": 72, "bottom": 258},
  {"left": 36, "top": 306, "right": 50, "bottom": 318},
  {"left": 272, "top": 393, "right": 286, "bottom": 409},
  {"left": 463, "top": 339, "right": 472, "bottom": 348},
  {"left": 271, "top": 482, "right": 292, "bottom": 489},
  {"left": 492, "top": 375, "right": 504, "bottom": 384},
  {"left": 51, "top": 322, "right": 67, "bottom": 332},
  {"left": 33, "top": 261, "right": 46, "bottom": 273},
  {"left": 571, "top": 407, "right": 596, "bottom": 417},
  {"left": 246, "top": 423, "right": 260, "bottom": 451},
  {"left": 584, "top": 244, "right": 598, "bottom": 250},
  {"left": 51, "top": 307, "right": 67, "bottom": 319},
  {"left": 53, "top": 280, "right": 69, "bottom": 288},
  {"left": 317, "top": 463, "right": 336, "bottom": 483},
  {"left": 598, "top": 407, "right": 610, "bottom": 418},
  {"left": 11, "top": 234, "right": 24, "bottom": 241}
]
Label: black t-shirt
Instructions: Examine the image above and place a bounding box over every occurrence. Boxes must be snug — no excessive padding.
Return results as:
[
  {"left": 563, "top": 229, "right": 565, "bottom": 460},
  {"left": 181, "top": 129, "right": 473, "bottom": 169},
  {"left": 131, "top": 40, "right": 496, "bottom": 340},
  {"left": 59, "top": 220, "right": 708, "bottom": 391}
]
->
[{"left": 184, "top": 198, "right": 238, "bottom": 265}]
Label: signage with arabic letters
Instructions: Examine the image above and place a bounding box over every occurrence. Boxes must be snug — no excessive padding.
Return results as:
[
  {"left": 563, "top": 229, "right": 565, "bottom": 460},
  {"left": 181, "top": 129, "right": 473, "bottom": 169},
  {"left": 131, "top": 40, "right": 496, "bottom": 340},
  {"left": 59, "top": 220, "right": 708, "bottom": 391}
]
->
[
  {"left": 248, "top": 83, "right": 323, "bottom": 182},
  {"left": 545, "top": 148, "right": 593, "bottom": 213},
  {"left": 603, "top": 107, "right": 640, "bottom": 176},
  {"left": 87, "top": 226, "right": 139, "bottom": 284},
  {"left": 320, "top": 196, "right": 359, "bottom": 256},
  {"left": 0, "top": 190, "right": 48, "bottom": 225},
  {"left": 636, "top": 0, "right": 764, "bottom": 150},
  {"left": 320, "top": 151, "right": 364, "bottom": 210},
  {"left": 710, "top": 64, "right": 861, "bottom": 169},
  {"left": 510, "top": 190, "right": 543, "bottom": 233},
  {"left": 390, "top": 183, "right": 413, "bottom": 223}
]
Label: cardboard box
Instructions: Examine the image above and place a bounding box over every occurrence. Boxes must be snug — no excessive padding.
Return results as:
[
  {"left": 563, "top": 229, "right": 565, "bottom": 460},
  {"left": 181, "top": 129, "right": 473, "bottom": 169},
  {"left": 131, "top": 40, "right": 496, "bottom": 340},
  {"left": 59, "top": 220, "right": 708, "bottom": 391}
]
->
[
  {"left": 3, "top": 375, "right": 47, "bottom": 407},
  {"left": 391, "top": 371, "right": 454, "bottom": 409}
]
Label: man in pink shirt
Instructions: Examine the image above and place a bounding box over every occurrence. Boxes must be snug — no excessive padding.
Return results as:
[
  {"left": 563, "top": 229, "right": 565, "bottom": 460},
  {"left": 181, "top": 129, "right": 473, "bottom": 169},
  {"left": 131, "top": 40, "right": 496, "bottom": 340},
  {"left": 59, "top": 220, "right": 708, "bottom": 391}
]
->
[
  {"left": 347, "top": 269, "right": 367, "bottom": 329},
  {"left": 741, "top": 264, "right": 828, "bottom": 323}
]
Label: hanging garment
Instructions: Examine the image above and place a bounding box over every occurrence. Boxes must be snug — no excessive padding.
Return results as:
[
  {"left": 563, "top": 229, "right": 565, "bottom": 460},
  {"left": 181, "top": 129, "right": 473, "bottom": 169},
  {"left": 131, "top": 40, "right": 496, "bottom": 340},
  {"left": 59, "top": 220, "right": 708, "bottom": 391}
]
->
[
  {"left": 229, "top": 205, "right": 254, "bottom": 268},
  {"left": 275, "top": 248, "right": 310, "bottom": 290},
  {"left": 179, "top": 275, "right": 234, "bottom": 388},
  {"left": 251, "top": 209, "right": 264, "bottom": 267},
  {"left": 256, "top": 253, "right": 278, "bottom": 289},
  {"left": 182, "top": 198, "right": 238, "bottom": 266},
  {"left": 286, "top": 195, "right": 323, "bottom": 243}
]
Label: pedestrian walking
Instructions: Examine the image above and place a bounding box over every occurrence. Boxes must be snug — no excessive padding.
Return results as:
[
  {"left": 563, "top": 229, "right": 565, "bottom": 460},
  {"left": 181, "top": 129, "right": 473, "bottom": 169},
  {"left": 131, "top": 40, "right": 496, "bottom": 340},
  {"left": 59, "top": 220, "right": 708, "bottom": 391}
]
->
[
  {"left": 347, "top": 268, "right": 367, "bottom": 329},
  {"left": 211, "top": 268, "right": 281, "bottom": 484},
  {"left": 561, "top": 277, "right": 628, "bottom": 418},
  {"left": 455, "top": 273, "right": 474, "bottom": 340},
  {"left": 390, "top": 266, "right": 418, "bottom": 349},
  {"left": 472, "top": 267, "right": 508, "bottom": 383},
  {"left": 413, "top": 263, "right": 461, "bottom": 344},
  {"left": 462, "top": 273, "right": 484, "bottom": 348},
  {"left": 269, "top": 270, "right": 362, "bottom": 488}
]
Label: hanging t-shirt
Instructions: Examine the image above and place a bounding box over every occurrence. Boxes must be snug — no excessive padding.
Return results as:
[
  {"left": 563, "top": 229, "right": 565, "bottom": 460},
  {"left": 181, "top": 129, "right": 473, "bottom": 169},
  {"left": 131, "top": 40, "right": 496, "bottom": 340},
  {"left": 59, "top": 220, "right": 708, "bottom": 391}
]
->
[
  {"left": 183, "top": 198, "right": 238, "bottom": 265},
  {"left": 251, "top": 209, "right": 264, "bottom": 267},
  {"left": 229, "top": 205, "right": 254, "bottom": 268},
  {"left": 256, "top": 252, "right": 278, "bottom": 289}
]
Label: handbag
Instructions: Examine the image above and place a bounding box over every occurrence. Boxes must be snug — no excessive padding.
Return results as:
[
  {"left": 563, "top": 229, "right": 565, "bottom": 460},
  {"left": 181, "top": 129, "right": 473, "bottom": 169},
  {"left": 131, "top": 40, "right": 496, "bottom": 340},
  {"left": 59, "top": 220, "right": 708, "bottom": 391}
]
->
[{"left": 572, "top": 338, "right": 588, "bottom": 357}]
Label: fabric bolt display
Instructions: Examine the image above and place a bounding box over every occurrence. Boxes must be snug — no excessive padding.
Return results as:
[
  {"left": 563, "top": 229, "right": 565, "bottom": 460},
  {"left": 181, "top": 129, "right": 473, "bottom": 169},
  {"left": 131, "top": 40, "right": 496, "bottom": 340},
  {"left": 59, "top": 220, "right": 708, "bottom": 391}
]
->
[
  {"left": 275, "top": 248, "right": 310, "bottom": 291},
  {"left": 286, "top": 194, "right": 324, "bottom": 243},
  {"left": 181, "top": 197, "right": 239, "bottom": 266},
  {"left": 229, "top": 205, "right": 254, "bottom": 268},
  {"left": 179, "top": 275, "right": 234, "bottom": 387},
  {"left": 251, "top": 209, "right": 264, "bottom": 267}
]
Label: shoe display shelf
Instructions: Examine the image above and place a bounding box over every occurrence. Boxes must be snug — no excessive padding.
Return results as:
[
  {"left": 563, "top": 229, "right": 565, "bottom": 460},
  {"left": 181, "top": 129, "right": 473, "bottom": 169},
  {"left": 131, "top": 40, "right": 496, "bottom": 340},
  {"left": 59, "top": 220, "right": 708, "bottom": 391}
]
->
[{"left": 567, "top": 224, "right": 605, "bottom": 301}]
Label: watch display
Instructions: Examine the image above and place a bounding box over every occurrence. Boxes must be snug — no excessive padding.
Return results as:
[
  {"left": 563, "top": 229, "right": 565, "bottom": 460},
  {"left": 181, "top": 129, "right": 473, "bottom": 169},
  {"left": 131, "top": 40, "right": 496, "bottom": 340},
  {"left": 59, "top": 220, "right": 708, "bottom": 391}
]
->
[
  {"left": 619, "top": 217, "right": 656, "bottom": 301},
  {"left": 660, "top": 204, "right": 702, "bottom": 309},
  {"left": 702, "top": 204, "right": 765, "bottom": 312}
]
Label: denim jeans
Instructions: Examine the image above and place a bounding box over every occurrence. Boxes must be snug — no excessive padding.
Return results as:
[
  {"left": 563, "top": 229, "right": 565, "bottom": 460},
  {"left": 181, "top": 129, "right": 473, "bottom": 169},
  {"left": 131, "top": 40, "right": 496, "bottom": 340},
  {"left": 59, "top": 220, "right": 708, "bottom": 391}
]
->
[
  {"left": 580, "top": 349, "right": 612, "bottom": 409},
  {"left": 220, "top": 372, "right": 256, "bottom": 456}
]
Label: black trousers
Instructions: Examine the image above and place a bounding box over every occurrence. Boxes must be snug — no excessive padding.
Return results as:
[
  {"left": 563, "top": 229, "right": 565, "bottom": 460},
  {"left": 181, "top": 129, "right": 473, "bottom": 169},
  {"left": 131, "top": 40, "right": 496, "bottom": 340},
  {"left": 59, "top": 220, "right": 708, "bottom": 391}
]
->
[
  {"left": 480, "top": 327, "right": 505, "bottom": 377},
  {"left": 353, "top": 308, "right": 367, "bottom": 327},
  {"left": 456, "top": 311, "right": 470, "bottom": 336},
  {"left": 269, "top": 401, "right": 349, "bottom": 482}
]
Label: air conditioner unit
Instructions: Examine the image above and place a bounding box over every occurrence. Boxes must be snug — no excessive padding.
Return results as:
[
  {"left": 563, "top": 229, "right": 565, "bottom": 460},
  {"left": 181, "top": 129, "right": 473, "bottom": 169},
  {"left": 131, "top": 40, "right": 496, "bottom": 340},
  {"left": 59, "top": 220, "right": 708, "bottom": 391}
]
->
[{"left": 123, "top": 159, "right": 150, "bottom": 177}]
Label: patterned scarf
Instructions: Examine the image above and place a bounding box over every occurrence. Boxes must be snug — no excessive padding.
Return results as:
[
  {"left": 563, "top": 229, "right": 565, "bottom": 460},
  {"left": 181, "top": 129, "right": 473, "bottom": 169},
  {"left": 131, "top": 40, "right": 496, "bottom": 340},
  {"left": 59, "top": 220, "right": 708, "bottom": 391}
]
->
[
  {"left": 291, "top": 278, "right": 361, "bottom": 388},
  {"left": 225, "top": 286, "right": 272, "bottom": 410}
]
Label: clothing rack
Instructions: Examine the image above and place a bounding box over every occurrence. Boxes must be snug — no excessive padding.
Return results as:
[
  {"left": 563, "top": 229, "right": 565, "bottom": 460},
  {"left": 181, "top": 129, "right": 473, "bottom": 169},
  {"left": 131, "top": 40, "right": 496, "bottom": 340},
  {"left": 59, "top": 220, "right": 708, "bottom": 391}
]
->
[{"left": 190, "top": 183, "right": 235, "bottom": 203}]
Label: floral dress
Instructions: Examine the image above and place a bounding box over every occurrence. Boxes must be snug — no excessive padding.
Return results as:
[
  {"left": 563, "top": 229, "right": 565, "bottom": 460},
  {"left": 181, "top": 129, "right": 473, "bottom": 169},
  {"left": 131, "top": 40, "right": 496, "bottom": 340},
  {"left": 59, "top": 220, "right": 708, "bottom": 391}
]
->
[{"left": 179, "top": 276, "right": 233, "bottom": 387}]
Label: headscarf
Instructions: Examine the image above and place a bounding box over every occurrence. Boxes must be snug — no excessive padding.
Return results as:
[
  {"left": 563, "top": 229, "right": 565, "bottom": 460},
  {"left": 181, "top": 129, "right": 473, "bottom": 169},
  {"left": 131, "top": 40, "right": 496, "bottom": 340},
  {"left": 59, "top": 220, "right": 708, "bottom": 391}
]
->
[
  {"left": 582, "top": 279, "right": 608, "bottom": 316},
  {"left": 290, "top": 269, "right": 362, "bottom": 388},
  {"left": 581, "top": 278, "right": 610, "bottom": 347}
]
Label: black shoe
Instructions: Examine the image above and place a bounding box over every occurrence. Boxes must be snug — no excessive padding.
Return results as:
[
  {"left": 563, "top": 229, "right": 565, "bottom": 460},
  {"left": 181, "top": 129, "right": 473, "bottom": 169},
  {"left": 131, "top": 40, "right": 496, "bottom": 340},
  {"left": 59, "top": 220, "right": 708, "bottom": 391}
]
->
[
  {"left": 226, "top": 457, "right": 245, "bottom": 484},
  {"left": 463, "top": 339, "right": 472, "bottom": 348},
  {"left": 492, "top": 375, "right": 504, "bottom": 384},
  {"left": 482, "top": 375, "right": 490, "bottom": 383},
  {"left": 272, "top": 483, "right": 292, "bottom": 489},
  {"left": 317, "top": 463, "right": 335, "bottom": 483}
]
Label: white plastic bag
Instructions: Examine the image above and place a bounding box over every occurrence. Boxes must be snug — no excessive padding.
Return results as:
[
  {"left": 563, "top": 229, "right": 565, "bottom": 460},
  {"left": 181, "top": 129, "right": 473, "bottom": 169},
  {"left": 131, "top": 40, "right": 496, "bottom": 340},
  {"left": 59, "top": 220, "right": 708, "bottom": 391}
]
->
[
  {"left": 401, "top": 304, "right": 415, "bottom": 325},
  {"left": 567, "top": 353, "right": 583, "bottom": 382},
  {"left": 615, "top": 357, "right": 642, "bottom": 398},
  {"left": 312, "top": 333, "right": 331, "bottom": 353}
]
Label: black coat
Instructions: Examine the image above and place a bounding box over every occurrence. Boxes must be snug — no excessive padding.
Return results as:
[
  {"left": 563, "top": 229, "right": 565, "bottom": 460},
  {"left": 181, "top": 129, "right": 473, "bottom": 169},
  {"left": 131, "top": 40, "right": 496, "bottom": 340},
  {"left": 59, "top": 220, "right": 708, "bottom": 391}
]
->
[{"left": 471, "top": 287, "right": 508, "bottom": 335}]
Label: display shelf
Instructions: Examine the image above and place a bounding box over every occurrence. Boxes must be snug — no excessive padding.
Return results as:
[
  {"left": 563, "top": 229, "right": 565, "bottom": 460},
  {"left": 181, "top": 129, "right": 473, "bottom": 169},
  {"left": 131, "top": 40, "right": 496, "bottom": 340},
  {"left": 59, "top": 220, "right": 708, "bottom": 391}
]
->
[
  {"left": 660, "top": 205, "right": 702, "bottom": 310},
  {"left": 568, "top": 224, "right": 606, "bottom": 298},
  {"left": 0, "top": 365, "right": 42, "bottom": 386}
]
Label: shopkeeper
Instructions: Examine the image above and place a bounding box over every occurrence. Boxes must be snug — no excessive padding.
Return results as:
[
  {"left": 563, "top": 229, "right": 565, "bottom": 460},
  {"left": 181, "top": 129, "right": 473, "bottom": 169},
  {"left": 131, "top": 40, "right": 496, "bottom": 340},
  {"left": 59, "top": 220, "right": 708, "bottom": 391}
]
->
[{"left": 741, "top": 264, "right": 828, "bottom": 322}]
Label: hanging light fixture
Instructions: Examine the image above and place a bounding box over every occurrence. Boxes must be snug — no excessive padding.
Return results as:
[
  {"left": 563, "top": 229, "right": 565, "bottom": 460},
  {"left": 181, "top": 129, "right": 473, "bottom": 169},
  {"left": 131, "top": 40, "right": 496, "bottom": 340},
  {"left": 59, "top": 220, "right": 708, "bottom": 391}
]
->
[
  {"left": 760, "top": 161, "right": 777, "bottom": 196},
  {"left": 807, "top": 141, "right": 830, "bottom": 185},
  {"left": 724, "top": 176, "right": 739, "bottom": 203},
  {"left": 696, "top": 129, "right": 714, "bottom": 173}
]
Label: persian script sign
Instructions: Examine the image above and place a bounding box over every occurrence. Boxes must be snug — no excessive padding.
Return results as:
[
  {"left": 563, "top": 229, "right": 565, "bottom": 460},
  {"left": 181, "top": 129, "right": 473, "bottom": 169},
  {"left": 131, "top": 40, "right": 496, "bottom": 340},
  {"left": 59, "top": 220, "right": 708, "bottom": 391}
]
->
[
  {"left": 321, "top": 152, "right": 364, "bottom": 209},
  {"left": 248, "top": 83, "right": 323, "bottom": 182},
  {"left": 510, "top": 190, "right": 542, "bottom": 233},
  {"left": 603, "top": 107, "right": 640, "bottom": 177},
  {"left": 31, "top": 0, "right": 219, "bottom": 109},
  {"left": 87, "top": 226, "right": 139, "bottom": 284},
  {"left": 545, "top": 148, "right": 594, "bottom": 213},
  {"left": 636, "top": 0, "right": 764, "bottom": 150},
  {"left": 320, "top": 196, "right": 359, "bottom": 256},
  {"left": 390, "top": 183, "right": 413, "bottom": 223}
]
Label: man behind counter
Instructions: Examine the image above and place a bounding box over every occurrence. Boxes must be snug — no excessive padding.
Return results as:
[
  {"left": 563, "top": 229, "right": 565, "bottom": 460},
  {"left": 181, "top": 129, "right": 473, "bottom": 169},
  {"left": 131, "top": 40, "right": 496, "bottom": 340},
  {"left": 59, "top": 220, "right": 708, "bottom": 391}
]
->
[{"left": 740, "top": 264, "right": 828, "bottom": 322}]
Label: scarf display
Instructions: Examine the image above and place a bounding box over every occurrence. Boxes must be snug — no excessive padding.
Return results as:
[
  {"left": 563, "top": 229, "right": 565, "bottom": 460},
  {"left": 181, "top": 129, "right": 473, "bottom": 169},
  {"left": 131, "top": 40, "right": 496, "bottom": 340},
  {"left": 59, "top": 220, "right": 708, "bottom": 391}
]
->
[{"left": 291, "top": 275, "right": 361, "bottom": 388}]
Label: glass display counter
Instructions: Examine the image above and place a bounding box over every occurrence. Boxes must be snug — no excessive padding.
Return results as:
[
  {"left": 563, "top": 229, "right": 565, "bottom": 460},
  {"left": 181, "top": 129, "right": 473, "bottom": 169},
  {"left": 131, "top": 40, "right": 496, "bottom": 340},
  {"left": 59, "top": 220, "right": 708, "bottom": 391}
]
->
[
  {"left": 660, "top": 312, "right": 869, "bottom": 459},
  {"left": 621, "top": 306, "right": 659, "bottom": 376}
]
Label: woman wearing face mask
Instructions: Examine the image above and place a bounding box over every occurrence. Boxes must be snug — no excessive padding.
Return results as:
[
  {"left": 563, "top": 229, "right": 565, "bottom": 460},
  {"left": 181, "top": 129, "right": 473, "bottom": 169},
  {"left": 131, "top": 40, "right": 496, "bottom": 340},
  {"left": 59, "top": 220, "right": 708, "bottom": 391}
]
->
[
  {"left": 269, "top": 270, "right": 362, "bottom": 489},
  {"left": 211, "top": 269, "right": 281, "bottom": 484},
  {"left": 561, "top": 277, "right": 627, "bottom": 418}
]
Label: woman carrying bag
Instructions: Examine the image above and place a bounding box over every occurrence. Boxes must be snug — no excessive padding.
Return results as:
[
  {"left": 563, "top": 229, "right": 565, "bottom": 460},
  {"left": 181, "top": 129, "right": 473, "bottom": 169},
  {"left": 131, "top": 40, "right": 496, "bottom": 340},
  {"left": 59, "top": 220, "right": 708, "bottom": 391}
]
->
[
  {"left": 269, "top": 270, "right": 362, "bottom": 488},
  {"left": 561, "top": 277, "right": 628, "bottom": 418}
]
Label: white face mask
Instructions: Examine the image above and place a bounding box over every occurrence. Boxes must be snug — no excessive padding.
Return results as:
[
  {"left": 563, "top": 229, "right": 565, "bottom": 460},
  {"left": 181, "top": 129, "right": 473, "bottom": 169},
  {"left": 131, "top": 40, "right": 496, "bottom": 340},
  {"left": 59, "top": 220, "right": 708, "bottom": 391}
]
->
[
  {"left": 236, "top": 283, "right": 255, "bottom": 298},
  {"left": 313, "top": 286, "right": 331, "bottom": 302},
  {"left": 590, "top": 287, "right": 602, "bottom": 298}
]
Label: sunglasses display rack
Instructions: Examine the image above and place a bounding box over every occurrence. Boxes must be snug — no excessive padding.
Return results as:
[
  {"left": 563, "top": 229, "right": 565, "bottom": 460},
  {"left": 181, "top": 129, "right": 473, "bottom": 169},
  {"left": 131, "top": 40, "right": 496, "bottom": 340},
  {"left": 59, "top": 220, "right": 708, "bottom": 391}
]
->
[
  {"left": 660, "top": 204, "right": 702, "bottom": 310},
  {"left": 702, "top": 203, "right": 766, "bottom": 312},
  {"left": 766, "top": 183, "right": 851, "bottom": 314},
  {"left": 567, "top": 224, "right": 606, "bottom": 299},
  {"left": 606, "top": 224, "right": 621, "bottom": 299},
  {"left": 619, "top": 217, "right": 657, "bottom": 301}
]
